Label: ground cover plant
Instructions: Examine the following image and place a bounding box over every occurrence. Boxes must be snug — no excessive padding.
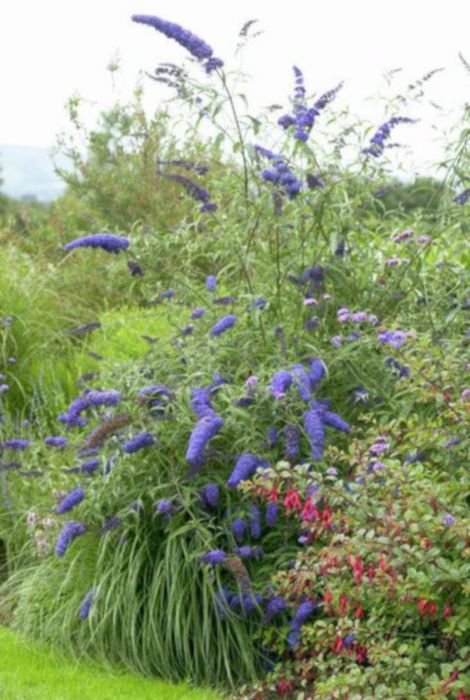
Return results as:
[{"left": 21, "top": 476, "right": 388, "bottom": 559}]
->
[{"left": 0, "top": 13, "right": 469, "bottom": 700}]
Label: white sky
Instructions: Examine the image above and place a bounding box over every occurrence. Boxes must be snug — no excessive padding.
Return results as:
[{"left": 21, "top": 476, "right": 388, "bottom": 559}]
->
[{"left": 1, "top": 0, "right": 469, "bottom": 170}]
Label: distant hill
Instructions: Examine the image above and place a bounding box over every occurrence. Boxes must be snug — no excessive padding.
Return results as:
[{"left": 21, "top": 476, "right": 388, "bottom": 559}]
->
[{"left": 0, "top": 144, "right": 68, "bottom": 201}]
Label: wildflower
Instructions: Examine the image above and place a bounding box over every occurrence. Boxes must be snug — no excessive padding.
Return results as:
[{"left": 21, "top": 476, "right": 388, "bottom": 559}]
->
[
  {"left": 201, "top": 483, "right": 219, "bottom": 508},
  {"left": 385, "top": 257, "right": 400, "bottom": 266},
  {"left": 200, "top": 550, "right": 226, "bottom": 565},
  {"left": 454, "top": 188, "right": 470, "bottom": 205},
  {"left": 0, "top": 384, "right": 9, "bottom": 394},
  {"left": 227, "top": 453, "right": 262, "bottom": 488},
  {"left": 45, "top": 436, "right": 68, "bottom": 448},
  {"left": 263, "top": 596, "right": 287, "bottom": 623},
  {"left": 55, "top": 520, "right": 86, "bottom": 557},
  {"left": 270, "top": 370, "right": 293, "bottom": 399},
  {"left": 55, "top": 486, "right": 85, "bottom": 515},
  {"left": 291, "top": 364, "right": 312, "bottom": 401},
  {"left": 249, "top": 504, "right": 262, "bottom": 539},
  {"left": 78, "top": 587, "right": 96, "bottom": 620},
  {"left": 265, "top": 502, "right": 279, "bottom": 527},
  {"left": 191, "top": 307, "right": 206, "bottom": 319},
  {"left": 245, "top": 375, "right": 259, "bottom": 388},
  {"left": 213, "top": 296, "right": 236, "bottom": 305},
  {"left": 210, "top": 314, "right": 236, "bottom": 337},
  {"left": 267, "top": 426, "right": 278, "bottom": 448},
  {"left": 460, "top": 388, "right": 470, "bottom": 402},
  {"left": 122, "top": 432, "right": 154, "bottom": 454},
  {"left": 351, "top": 311, "right": 367, "bottom": 322},
  {"left": 288, "top": 600, "right": 317, "bottom": 647},
  {"left": 443, "top": 513, "right": 456, "bottom": 526},
  {"left": 326, "top": 466, "right": 338, "bottom": 476},
  {"left": 417, "top": 235, "right": 430, "bottom": 244},
  {"left": 64, "top": 233, "right": 129, "bottom": 253},
  {"left": 283, "top": 424, "right": 300, "bottom": 460},
  {"left": 363, "top": 116, "right": 417, "bottom": 158},
  {"left": 186, "top": 414, "right": 224, "bottom": 471},
  {"left": 0, "top": 439, "right": 29, "bottom": 450},
  {"left": 304, "top": 409, "right": 325, "bottom": 461},
  {"left": 303, "top": 297, "right": 317, "bottom": 306}
]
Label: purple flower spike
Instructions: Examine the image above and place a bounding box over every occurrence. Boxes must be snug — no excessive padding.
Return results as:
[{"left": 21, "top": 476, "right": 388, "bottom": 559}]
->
[
  {"left": 55, "top": 486, "right": 85, "bottom": 515},
  {"left": 210, "top": 314, "right": 237, "bottom": 337},
  {"left": 45, "top": 436, "right": 68, "bottom": 448},
  {"left": 200, "top": 550, "right": 226, "bottom": 565},
  {"left": 266, "top": 502, "right": 280, "bottom": 527},
  {"left": 226, "top": 453, "right": 261, "bottom": 488},
  {"left": 231, "top": 518, "right": 246, "bottom": 542},
  {"left": 132, "top": 14, "right": 215, "bottom": 60},
  {"left": 201, "top": 483, "right": 219, "bottom": 508},
  {"left": 309, "top": 358, "right": 325, "bottom": 388},
  {"left": 205, "top": 275, "right": 217, "bottom": 292},
  {"left": 249, "top": 504, "right": 262, "bottom": 539},
  {"left": 443, "top": 513, "right": 456, "bottom": 527},
  {"left": 323, "top": 411, "right": 351, "bottom": 433},
  {"left": 271, "top": 370, "right": 293, "bottom": 399},
  {"left": 284, "top": 424, "right": 300, "bottom": 460},
  {"left": 155, "top": 499, "right": 173, "bottom": 515},
  {"left": 263, "top": 596, "right": 287, "bottom": 623},
  {"left": 191, "top": 307, "right": 206, "bottom": 319},
  {"left": 186, "top": 414, "right": 224, "bottom": 471},
  {"left": 55, "top": 520, "right": 86, "bottom": 557},
  {"left": 78, "top": 587, "right": 96, "bottom": 620},
  {"left": 122, "top": 432, "right": 154, "bottom": 454},
  {"left": 0, "top": 439, "right": 30, "bottom": 451},
  {"left": 64, "top": 233, "right": 129, "bottom": 253},
  {"left": 303, "top": 409, "right": 325, "bottom": 461}
]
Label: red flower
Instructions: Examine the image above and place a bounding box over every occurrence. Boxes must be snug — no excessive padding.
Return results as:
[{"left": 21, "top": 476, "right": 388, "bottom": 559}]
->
[
  {"left": 352, "top": 555, "right": 364, "bottom": 583},
  {"left": 356, "top": 646, "right": 368, "bottom": 665},
  {"left": 332, "top": 637, "right": 344, "bottom": 653},
  {"left": 283, "top": 489, "right": 302, "bottom": 512},
  {"left": 367, "top": 562, "right": 376, "bottom": 580},
  {"left": 277, "top": 679, "right": 294, "bottom": 695},
  {"left": 268, "top": 486, "right": 279, "bottom": 503},
  {"left": 339, "top": 593, "right": 348, "bottom": 616},
  {"left": 443, "top": 604, "right": 453, "bottom": 618},
  {"left": 428, "top": 602, "right": 437, "bottom": 618},
  {"left": 323, "top": 592, "right": 334, "bottom": 615},
  {"left": 302, "top": 496, "right": 319, "bottom": 522},
  {"left": 355, "top": 605, "right": 364, "bottom": 618},
  {"left": 417, "top": 598, "right": 428, "bottom": 617}
]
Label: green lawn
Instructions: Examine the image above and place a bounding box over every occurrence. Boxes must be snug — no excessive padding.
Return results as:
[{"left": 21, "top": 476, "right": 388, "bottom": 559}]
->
[{"left": 0, "top": 627, "right": 221, "bottom": 700}]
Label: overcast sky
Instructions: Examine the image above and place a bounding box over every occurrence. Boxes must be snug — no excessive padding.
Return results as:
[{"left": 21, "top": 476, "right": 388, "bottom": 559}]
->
[{"left": 1, "top": 0, "right": 469, "bottom": 171}]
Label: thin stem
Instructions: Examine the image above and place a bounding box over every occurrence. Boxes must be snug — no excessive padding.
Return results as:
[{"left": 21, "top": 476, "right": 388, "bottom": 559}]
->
[{"left": 219, "top": 71, "right": 249, "bottom": 200}]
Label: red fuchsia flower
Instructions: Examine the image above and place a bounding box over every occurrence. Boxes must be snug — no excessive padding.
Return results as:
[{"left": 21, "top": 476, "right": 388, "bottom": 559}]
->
[
  {"left": 367, "top": 562, "right": 376, "bottom": 580},
  {"left": 332, "top": 636, "right": 344, "bottom": 653},
  {"left": 283, "top": 489, "right": 302, "bottom": 512},
  {"left": 355, "top": 605, "right": 365, "bottom": 618},
  {"left": 276, "top": 679, "right": 294, "bottom": 695},
  {"left": 356, "top": 646, "right": 368, "bottom": 665},
  {"left": 321, "top": 507, "right": 332, "bottom": 527},
  {"left": 443, "top": 604, "right": 453, "bottom": 618},
  {"left": 301, "top": 496, "right": 319, "bottom": 522},
  {"left": 351, "top": 555, "right": 364, "bottom": 584},
  {"left": 339, "top": 593, "right": 348, "bottom": 616},
  {"left": 417, "top": 598, "right": 428, "bottom": 617},
  {"left": 323, "top": 592, "right": 334, "bottom": 615},
  {"left": 427, "top": 602, "right": 437, "bottom": 618},
  {"left": 267, "top": 486, "right": 279, "bottom": 503}
]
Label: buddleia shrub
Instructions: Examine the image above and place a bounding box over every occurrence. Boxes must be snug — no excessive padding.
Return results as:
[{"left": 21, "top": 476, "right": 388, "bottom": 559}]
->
[{"left": 1, "top": 10, "right": 469, "bottom": 698}]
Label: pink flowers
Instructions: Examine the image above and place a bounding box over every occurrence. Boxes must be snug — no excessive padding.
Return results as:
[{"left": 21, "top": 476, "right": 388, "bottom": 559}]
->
[{"left": 283, "top": 489, "right": 302, "bottom": 512}]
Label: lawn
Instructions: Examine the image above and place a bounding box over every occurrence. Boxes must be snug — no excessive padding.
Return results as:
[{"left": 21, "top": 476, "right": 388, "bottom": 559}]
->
[{"left": 0, "top": 627, "right": 221, "bottom": 700}]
